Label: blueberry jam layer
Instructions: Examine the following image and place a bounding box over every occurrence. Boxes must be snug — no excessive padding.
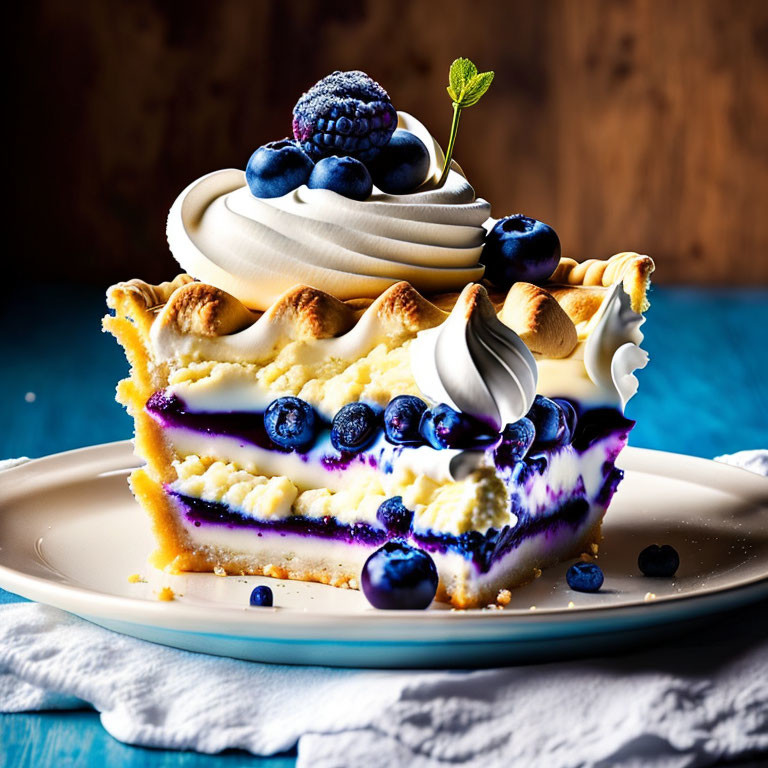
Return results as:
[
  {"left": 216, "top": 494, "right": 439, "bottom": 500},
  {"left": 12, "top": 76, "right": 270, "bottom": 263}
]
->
[
  {"left": 147, "top": 389, "right": 635, "bottom": 466},
  {"left": 170, "top": 480, "right": 615, "bottom": 574}
]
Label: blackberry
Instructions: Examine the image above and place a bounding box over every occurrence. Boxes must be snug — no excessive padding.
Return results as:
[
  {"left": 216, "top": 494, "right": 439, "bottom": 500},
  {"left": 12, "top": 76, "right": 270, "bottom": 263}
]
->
[{"left": 292, "top": 70, "right": 397, "bottom": 162}]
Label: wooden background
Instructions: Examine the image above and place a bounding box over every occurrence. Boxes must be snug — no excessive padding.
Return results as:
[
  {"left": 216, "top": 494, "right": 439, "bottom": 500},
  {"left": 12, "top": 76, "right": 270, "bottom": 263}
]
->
[{"left": 8, "top": 0, "right": 768, "bottom": 286}]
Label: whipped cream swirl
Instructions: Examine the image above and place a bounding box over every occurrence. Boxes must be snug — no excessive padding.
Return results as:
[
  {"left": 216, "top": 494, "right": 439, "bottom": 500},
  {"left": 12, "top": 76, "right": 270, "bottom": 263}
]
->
[
  {"left": 166, "top": 113, "right": 489, "bottom": 310},
  {"left": 584, "top": 282, "right": 648, "bottom": 407},
  {"left": 410, "top": 284, "right": 538, "bottom": 432}
]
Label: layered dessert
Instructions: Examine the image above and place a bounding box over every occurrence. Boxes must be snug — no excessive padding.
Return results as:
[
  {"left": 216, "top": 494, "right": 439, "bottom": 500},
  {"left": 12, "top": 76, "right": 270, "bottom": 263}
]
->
[{"left": 105, "top": 64, "right": 653, "bottom": 608}]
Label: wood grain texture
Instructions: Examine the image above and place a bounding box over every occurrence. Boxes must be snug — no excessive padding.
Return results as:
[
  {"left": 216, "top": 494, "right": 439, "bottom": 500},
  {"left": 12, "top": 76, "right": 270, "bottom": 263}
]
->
[
  {"left": 0, "top": 711, "right": 296, "bottom": 768},
  {"left": 7, "top": 0, "right": 768, "bottom": 285}
]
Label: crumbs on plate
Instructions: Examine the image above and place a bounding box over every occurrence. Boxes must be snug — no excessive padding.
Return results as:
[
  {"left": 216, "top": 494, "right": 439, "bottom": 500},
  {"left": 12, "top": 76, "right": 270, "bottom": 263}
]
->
[
  {"left": 127, "top": 573, "right": 146, "bottom": 584},
  {"left": 157, "top": 587, "right": 176, "bottom": 601}
]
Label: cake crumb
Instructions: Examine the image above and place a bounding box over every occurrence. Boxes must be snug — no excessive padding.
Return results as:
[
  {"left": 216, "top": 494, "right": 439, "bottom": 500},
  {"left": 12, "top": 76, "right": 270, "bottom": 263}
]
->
[
  {"left": 157, "top": 587, "right": 175, "bottom": 601},
  {"left": 529, "top": 605, "right": 537, "bottom": 611},
  {"left": 590, "top": 543, "right": 599, "bottom": 555},
  {"left": 579, "top": 552, "right": 594, "bottom": 562},
  {"left": 484, "top": 603, "right": 503, "bottom": 611},
  {"left": 213, "top": 565, "right": 227, "bottom": 577},
  {"left": 644, "top": 592, "right": 657, "bottom": 602},
  {"left": 567, "top": 601, "right": 575, "bottom": 609},
  {"left": 533, "top": 568, "right": 542, "bottom": 579},
  {"left": 127, "top": 573, "right": 146, "bottom": 584},
  {"left": 496, "top": 589, "right": 512, "bottom": 606}
]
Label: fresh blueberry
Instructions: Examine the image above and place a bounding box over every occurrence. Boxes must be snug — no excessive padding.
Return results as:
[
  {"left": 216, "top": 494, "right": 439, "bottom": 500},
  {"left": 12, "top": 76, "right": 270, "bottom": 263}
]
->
[
  {"left": 494, "top": 417, "right": 536, "bottom": 466},
  {"left": 552, "top": 398, "right": 578, "bottom": 444},
  {"left": 249, "top": 585, "right": 274, "bottom": 607},
  {"left": 566, "top": 562, "right": 604, "bottom": 593},
  {"left": 638, "top": 544, "right": 680, "bottom": 577},
  {"left": 361, "top": 540, "right": 438, "bottom": 609},
  {"left": 293, "top": 70, "right": 397, "bottom": 161},
  {"left": 384, "top": 395, "right": 428, "bottom": 445},
  {"left": 245, "top": 139, "right": 314, "bottom": 199},
  {"left": 366, "top": 129, "right": 430, "bottom": 194},
  {"left": 308, "top": 155, "right": 373, "bottom": 200},
  {"left": 331, "top": 402, "right": 379, "bottom": 452},
  {"left": 376, "top": 496, "right": 414, "bottom": 536},
  {"left": 526, "top": 395, "right": 569, "bottom": 450},
  {"left": 264, "top": 397, "right": 318, "bottom": 452},
  {"left": 419, "top": 404, "right": 500, "bottom": 450},
  {"left": 482, "top": 214, "right": 561, "bottom": 289}
]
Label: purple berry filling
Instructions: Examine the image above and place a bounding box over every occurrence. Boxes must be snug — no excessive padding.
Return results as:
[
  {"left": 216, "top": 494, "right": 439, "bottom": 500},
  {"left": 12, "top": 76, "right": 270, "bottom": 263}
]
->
[
  {"left": 147, "top": 390, "right": 634, "bottom": 484},
  {"left": 170, "top": 490, "right": 595, "bottom": 574}
]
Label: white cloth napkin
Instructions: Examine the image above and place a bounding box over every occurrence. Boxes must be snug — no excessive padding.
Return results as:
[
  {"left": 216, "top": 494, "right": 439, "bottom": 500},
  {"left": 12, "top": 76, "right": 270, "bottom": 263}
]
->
[
  {"left": 2, "top": 450, "right": 767, "bottom": 767},
  {"left": 2, "top": 601, "right": 767, "bottom": 767}
]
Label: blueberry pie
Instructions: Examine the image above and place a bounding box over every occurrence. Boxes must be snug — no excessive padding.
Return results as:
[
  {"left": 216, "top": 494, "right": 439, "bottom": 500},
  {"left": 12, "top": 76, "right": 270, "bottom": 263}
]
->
[{"left": 105, "top": 67, "right": 654, "bottom": 608}]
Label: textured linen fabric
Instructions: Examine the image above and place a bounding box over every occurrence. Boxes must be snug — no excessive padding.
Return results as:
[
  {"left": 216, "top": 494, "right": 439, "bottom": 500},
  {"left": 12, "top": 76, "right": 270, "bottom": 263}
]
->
[
  {"left": 1, "top": 451, "right": 767, "bottom": 767},
  {"left": 1, "top": 601, "right": 767, "bottom": 767}
]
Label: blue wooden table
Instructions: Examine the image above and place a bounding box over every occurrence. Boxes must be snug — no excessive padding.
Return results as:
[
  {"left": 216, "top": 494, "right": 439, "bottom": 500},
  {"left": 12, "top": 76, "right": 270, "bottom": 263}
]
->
[{"left": 1, "top": 282, "right": 766, "bottom": 767}]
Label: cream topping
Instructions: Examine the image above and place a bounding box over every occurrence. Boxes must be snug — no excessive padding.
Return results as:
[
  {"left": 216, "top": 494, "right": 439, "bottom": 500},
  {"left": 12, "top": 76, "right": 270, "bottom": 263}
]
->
[
  {"left": 410, "top": 284, "right": 538, "bottom": 431},
  {"left": 166, "top": 113, "right": 488, "bottom": 310},
  {"left": 584, "top": 282, "right": 648, "bottom": 407}
]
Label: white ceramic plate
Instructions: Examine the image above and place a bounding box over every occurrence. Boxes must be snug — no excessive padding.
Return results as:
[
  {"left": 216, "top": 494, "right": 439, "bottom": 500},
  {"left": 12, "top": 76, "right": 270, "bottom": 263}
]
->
[{"left": 1, "top": 441, "right": 767, "bottom": 668}]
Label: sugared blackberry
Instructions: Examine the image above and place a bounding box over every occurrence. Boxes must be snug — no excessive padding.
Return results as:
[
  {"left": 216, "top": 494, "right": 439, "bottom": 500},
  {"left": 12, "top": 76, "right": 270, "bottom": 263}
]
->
[{"left": 292, "top": 70, "right": 397, "bottom": 162}]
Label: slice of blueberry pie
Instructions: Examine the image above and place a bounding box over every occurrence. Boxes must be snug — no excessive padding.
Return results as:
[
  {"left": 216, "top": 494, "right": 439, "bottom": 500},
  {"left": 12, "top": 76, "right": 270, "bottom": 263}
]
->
[{"left": 104, "top": 65, "right": 654, "bottom": 608}]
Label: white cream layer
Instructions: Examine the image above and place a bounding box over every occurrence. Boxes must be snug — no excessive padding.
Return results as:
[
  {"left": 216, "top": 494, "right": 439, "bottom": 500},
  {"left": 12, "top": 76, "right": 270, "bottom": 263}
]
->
[{"left": 165, "top": 428, "right": 619, "bottom": 535}]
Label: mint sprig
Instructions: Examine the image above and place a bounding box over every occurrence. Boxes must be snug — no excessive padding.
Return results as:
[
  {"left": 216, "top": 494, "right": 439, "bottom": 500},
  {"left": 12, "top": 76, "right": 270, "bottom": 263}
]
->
[{"left": 438, "top": 58, "right": 494, "bottom": 186}]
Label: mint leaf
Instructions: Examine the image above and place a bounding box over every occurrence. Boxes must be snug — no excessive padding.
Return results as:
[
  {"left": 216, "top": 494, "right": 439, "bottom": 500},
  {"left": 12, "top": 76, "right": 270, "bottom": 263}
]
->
[
  {"left": 439, "top": 58, "right": 495, "bottom": 186},
  {"left": 458, "top": 71, "right": 494, "bottom": 108},
  {"left": 448, "top": 58, "right": 478, "bottom": 102}
]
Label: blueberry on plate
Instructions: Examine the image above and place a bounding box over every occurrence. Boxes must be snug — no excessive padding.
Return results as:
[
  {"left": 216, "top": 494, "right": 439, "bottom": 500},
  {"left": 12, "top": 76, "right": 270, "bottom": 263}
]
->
[
  {"left": 482, "top": 214, "right": 561, "bottom": 289},
  {"left": 419, "top": 403, "right": 499, "bottom": 450},
  {"left": 526, "top": 395, "right": 570, "bottom": 450},
  {"left": 494, "top": 417, "right": 536, "bottom": 466},
  {"left": 376, "top": 496, "right": 414, "bottom": 536},
  {"left": 638, "top": 544, "right": 680, "bottom": 577},
  {"left": 249, "top": 585, "right": 274, "bottom": 607},
  {"left": 566, "top": 561, "right": 604, "bottom": 593},
  {"left": 366, "top": 129, "right": 430, "bottom": 194},
  {"left": 308, "top": 155, "right": 373, "bottom": 200},
  {"left": 246, "top": 139, "right": 314, "bottom": 199},
  {"left": 264, "top": 397, "right": 318, "bottom": 452},
  {"left": 331, "top": 402, "right": 380, "bottom": 452},
  {"left": 361, "top": 540, "right": 438, "bottom": 609},
  {"left": 384, "top": 395, "right": 428, "bottom": 445}
]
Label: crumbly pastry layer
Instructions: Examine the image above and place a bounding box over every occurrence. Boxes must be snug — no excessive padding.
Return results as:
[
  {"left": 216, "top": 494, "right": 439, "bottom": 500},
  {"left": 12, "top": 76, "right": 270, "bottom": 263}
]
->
[{"left": 105, "top": 253, "right": 651, "bottom": 607}]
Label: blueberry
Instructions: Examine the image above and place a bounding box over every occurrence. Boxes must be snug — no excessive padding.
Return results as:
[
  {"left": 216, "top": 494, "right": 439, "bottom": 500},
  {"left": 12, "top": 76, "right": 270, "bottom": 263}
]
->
[
  {"left": 384, "top": 395, "right": 428, "bottom": 445},
  {"left": 638, "top": 544, "right": 680, "bottom": 577},
  {"left": 566, "top": 562, "right": 604, "bottom": 593},
  {"left": 331, "top": 402, "right": 379, "bottom": 452},
  {"left": 307, "top": 155, "right": 373, "bottom": 200},
  {"left": 264, "top": 397, "right": 318, "bottom": 451},
  {"left": 361, "top": 540, "right": 438, "bottom": 609},
  {"left": 246, "top": 139, "right": 314, "bottom": 199},
  {"left": 482, "top": 214, "right": 561, "bottom": 289},
  {"left": 552, "top": 398, "right": 578, "bottom": 444},
  {"left": 249, "top": 585, "right": 274, "bottom": 607},
  {"left": 376, "top": 496, "right": 414, "bottom": 536},
  {"left": 494, "top": 417, "right": 536, "bottom": 466},
  {"left": 366, "top": 130, "right": 430, "bottom": 194},
  {"left": 293, "top": 70, "right": 397, "bottom": 161},
  {"left": 419, "top": 404, "right": 499, "bottom": 451},
  {"left": 526, "top": 395, "right": 569, "bottom": 450}
]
